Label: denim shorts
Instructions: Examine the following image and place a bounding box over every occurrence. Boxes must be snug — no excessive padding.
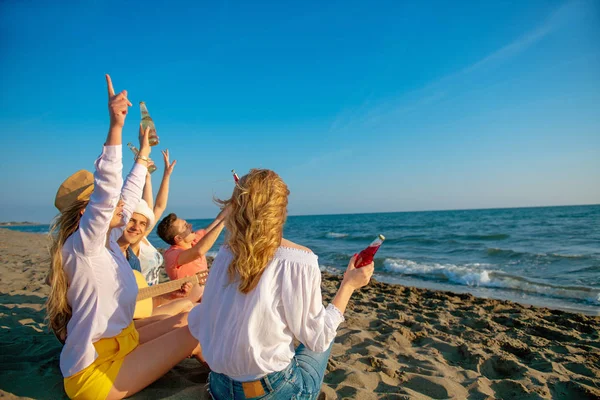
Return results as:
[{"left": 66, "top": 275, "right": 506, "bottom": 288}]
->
[{"left": 207, "top": 342, "right": 333, "bottom": 400}]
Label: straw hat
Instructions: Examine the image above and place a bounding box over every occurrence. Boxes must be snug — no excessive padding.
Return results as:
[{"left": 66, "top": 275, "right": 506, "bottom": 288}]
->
[{"left": 54, "top": 170, "right": 94, "bottom": 212}]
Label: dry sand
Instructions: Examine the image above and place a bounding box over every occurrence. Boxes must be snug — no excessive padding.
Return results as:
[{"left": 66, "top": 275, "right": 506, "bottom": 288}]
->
[{"left": 0, "top": 228, "right": 599, "bottom": 399}]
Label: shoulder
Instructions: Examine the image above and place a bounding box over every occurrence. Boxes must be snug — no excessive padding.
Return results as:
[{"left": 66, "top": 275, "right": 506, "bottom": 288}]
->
[
  {"left": 280, "top": 238, "right": 312, "bottom": 253},
  {"left": 164, "top": 245, "right": 182, "bottom": 261},
  {"left": 273, "top": 240, "right": 319, "bottom": 275}
]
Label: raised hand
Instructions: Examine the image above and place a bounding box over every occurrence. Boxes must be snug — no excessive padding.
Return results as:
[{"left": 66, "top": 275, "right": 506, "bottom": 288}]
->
[
  {"left": 138, "top": 123, "right": 151, "bottom": 158},
  {"left": 161, "top": 150, "right": 177, "bottom": 176},
  {"left": 106, "top": 74, "right": 132, "bottom": 128}
]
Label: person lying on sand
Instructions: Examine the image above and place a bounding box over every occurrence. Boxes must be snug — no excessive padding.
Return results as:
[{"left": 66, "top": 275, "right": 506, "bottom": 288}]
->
[
  {"left": 46, "top": 75, "right": 202, "bottom": 400},
  {"left": 187, "top": 169, "right": 375, "bottom": 400}
]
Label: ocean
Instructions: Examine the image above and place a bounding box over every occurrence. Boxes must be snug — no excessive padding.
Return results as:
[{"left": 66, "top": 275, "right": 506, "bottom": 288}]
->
[{"left": 6, "top": 204, "right": 599, "bottom": 316}]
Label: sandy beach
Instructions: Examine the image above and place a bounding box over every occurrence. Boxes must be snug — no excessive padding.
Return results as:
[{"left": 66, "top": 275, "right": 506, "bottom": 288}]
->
[{"left": 0, "top": 227, "right": 599, "bottom": 399}]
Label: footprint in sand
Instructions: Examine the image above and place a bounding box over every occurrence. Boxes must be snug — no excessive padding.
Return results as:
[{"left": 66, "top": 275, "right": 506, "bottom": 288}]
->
[{"left": 480, "top": 355, "right": 527, "bottom": 380}]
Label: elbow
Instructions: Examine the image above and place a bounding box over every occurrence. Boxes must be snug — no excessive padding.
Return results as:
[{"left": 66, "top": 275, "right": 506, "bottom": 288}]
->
[
  {"left": 309, "top": 340, "right": 334, "bottom": 354},
  {"left": 306, "top": 332, "right": 335, "bottom": 353}
]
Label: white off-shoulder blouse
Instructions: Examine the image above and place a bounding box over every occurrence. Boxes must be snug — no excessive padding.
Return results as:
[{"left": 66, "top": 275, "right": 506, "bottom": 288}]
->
[{"left": 188, "top": 245, "right": 345, "bottom": 382}]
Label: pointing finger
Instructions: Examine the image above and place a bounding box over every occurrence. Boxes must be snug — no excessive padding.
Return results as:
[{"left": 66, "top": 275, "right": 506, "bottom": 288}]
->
[{"left": 106, "top": 74, "right": 115, "bottom": 98}]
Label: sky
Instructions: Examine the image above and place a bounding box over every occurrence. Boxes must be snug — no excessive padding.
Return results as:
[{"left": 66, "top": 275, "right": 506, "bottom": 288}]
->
[{"left": 0, "top": 0, "right": 599, "bottom": 223}]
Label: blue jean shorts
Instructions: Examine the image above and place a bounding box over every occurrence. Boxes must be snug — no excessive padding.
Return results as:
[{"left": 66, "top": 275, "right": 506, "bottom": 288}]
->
[{"left": 207, "top": 342, "right": 333, "bottom": 400}]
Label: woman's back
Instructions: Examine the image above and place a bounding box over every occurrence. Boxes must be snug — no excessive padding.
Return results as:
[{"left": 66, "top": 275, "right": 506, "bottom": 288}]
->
[{"left": 189, "top": 243, "right": 343, "bottom": 381}]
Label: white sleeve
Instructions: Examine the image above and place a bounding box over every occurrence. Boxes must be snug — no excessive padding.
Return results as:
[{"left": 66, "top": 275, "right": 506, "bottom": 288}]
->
[
  {"left": 62, "top": 263, "right": 100, "bottom": 376},
  {"left": 77, "top": 145, "right": 122, "bottom": 256},
  {"left": 109, "top": 162, "right": 147, "bottom": 244},
  {"left": 120, "top": 162, "right": 148, "bottom": 225},
  {"left": 280, "top": 262, "right": 345, "bottom": 353}
]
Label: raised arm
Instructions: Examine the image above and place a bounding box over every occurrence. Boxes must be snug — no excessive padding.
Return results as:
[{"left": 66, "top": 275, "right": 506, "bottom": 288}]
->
[
  {"left": 204, "top": 207, "right": 228, "bottom": 233},
  {"left": 143, "top": 173, "right": 154, "bottom": 210},
  {"left": 113, "top": 125, "right": 151, "bottom": 239},
  {"left": 150, "top": 149, "right": 176, "bottom": 231},
  {"left": 77, "top": 75, "right": 131, "bottom": 255},
  {"left": 176, "top": 220, "right": 225, "bottom": 266}
]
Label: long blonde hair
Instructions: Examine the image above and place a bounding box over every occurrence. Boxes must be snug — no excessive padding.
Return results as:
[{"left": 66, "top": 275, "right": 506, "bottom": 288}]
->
[
  {"left": 216, "top": 169, "right": 289, "bottom": 294},
  {"left": 46, "top": 199, "right": 88, "bottom": 340}
]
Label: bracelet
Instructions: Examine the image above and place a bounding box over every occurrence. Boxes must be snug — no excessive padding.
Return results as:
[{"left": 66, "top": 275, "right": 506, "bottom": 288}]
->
[{"left": 136, "top": 155, "right": 150, "bottom": 163}]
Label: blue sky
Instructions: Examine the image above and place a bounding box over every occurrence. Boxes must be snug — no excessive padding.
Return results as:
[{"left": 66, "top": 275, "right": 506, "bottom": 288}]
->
[{"left": 1, "top": 0, "right": 599, "bottom": 223}]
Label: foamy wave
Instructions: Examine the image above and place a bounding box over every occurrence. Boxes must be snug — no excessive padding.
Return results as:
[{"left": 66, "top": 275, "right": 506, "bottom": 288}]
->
[
  {"left": 319, "top": 264, "right": 341, "bottom": 274},
  {"left": 384, "top": 258, "right": 600, "bottom": 304},
  {"left": 325, "top": 232, "right": 348, "bottom": 239},
  {"left": 384, "top": 259, "right": 493, "bottom": 286}
]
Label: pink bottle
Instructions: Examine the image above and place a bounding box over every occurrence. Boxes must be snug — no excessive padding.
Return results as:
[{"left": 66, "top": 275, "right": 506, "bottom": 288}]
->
[
  {"left": 232, "top": 170, "right": 240, "bottom": 183},
  {"left": 356, "top": 235, "right": 385, "bottom": 268}
]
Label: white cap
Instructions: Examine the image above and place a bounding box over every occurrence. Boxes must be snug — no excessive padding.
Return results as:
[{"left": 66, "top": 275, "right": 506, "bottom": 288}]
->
[{"left": 133, "top": 199, "right": 155, "bottom": 231}]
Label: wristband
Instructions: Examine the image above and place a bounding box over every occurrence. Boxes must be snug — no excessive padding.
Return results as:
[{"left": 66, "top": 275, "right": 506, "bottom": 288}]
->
[{"left": 136, "top": 155, "right": 150, "bottom": 163}]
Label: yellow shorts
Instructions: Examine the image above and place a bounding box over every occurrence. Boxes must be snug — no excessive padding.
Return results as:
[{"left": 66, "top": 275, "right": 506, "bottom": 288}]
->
[{"left": 64, "top": 323, "right": 139, "bottom": 400}]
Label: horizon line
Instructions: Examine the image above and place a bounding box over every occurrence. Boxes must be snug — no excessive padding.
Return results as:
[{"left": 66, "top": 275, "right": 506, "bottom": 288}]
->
[{"left": 3, "top": 202, "right": 598, "bottom": 225}]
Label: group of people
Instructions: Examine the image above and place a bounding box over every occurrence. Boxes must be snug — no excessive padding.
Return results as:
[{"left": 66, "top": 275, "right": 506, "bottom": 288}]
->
[{"left": 46, "top": 75, "right": 374, "bottom": 400}]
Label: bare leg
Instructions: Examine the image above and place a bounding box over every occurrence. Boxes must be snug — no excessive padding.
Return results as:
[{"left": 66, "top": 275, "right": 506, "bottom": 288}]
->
[
  {"left": 151, "top": 298, "right": 194, "bottom": 317},
  {"left": 188, "top": 283, "right": 204, "bottom": 303},
  {"left": 106, "top": 325, "right": 201, "bottom": 400},
  {"left": 136, "top": 312, "right": 189, "bottom": 345},
  {"left": 134, "top": 314, "right": 170, "bottom": 330}
]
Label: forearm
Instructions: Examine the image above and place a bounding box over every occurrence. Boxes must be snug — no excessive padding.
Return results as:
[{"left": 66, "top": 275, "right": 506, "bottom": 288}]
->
[
  {"left": 143, "top": 175, "right": 154, "bottom": 209},
  {"left": 205, "top": 209, "right": 227, "bottom": 232},
  {"left": 105, "top": 125, "right": 122, "bottom": 146},
  {"left": 331, "top": 282, "right": 355, "bottom": 315},
  {"left": 154, "top": 173, "right": 171, "bottom": 217},
  {"left": 191, "top": 222, "right": 224, "bottom": 257}
]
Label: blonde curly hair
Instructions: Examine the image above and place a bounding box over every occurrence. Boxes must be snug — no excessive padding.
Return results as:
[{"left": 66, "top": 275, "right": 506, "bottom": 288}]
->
[{"left": 216, "top": 169, "right": 289, "bottom": 294}]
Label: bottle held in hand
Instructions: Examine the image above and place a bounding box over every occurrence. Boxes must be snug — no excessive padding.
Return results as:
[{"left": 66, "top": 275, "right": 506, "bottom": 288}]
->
[
  {"left": 139, "top": 101, "right": 159, "bottom": 146},
  {"left": 127, "top": 143, "right": 157, "bottom": 174},
  {"left": 232, "top": 169, "right": 240, "bottom": 183},
  {"left": 356, "top": 234, "right": 385, "bottom": 268}
]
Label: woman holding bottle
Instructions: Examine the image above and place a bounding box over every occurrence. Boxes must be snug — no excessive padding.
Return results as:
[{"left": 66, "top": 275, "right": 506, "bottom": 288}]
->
[
  {"left": 47, "top": 75, "right": 201, "bottom": 400},
  {"left": 187, "top": 169, "right": 375, "bottom": 400}
]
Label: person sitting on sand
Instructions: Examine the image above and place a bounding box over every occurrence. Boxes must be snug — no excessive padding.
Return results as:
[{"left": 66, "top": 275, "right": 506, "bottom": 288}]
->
[
  {"left": 46, "top": 75, "right": 201, "bottom": 400},
  {"left": 156, "top": 208, "right": 227, "bottom": 298},
  {"left": 116, "top": 199, "right": 195, "bottom": 319},
  {"left": 186, "top": 169, "right": 374, "bottom": 399},
  {"left": 130, "top": 149, "right": 176, "bottom": 286}
]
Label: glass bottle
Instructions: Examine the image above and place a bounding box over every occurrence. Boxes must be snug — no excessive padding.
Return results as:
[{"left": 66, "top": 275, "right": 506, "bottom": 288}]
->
[
  {"left": 127, "top": 143, "right": 157, "bottom": 174},
  {"left": 356, "top": 234, "right": 385, "bottom": 268},
  {"left": 139, "top": 101, "right": 159, "bottom": 146}
]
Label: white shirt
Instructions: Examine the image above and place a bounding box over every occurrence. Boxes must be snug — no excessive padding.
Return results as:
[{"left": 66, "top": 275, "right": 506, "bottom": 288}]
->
[
  {"left": 138, "top": 238, "right": 163, "bottom": 286},
  {"left": 60, "top": 146, "right": 146, "bottom": 377},
  {"left": 188, "top": 245, "right": 345, "bottom": 381}
]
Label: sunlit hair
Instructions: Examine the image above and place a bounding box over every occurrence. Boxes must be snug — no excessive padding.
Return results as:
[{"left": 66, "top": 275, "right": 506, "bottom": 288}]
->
[
  {"left": 46, "top": 199, "right": 88, "bottom": 341},
  {"left": 216, "top": 169, "right": 289, "bottom": 294}
]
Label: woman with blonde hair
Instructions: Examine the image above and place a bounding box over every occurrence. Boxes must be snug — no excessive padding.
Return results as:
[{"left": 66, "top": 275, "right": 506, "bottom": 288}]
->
[
  {"left": 188, "top": 169, "right": 375, "bottom": 399},
  {"left": 47, "top": 75, "right": 201, "bottom": 400}
]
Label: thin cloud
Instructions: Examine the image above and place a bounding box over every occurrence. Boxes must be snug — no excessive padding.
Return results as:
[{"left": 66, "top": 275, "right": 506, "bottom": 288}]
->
[{"left": 329, "top": 0, "right": 582, "bottom": 134}]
